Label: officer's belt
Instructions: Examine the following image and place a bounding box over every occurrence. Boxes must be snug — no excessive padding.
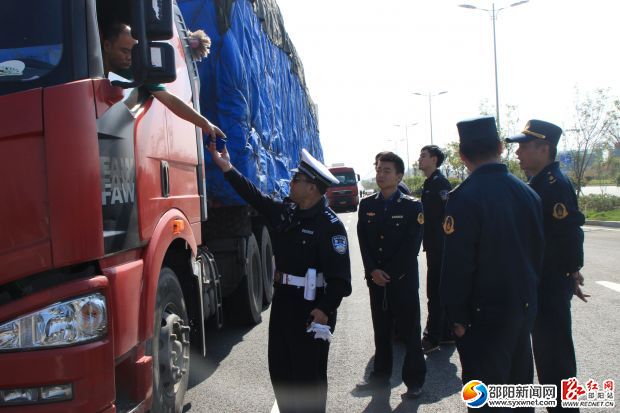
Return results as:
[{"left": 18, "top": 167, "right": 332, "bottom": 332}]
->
[{"left": 281, "top": 272, "right": 325, "bottom": 288}]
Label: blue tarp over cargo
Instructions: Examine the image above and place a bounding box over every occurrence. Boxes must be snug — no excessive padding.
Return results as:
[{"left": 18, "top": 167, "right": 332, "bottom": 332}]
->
[{"left": 178, "top": 0, "right": 322, "bottom": 206}]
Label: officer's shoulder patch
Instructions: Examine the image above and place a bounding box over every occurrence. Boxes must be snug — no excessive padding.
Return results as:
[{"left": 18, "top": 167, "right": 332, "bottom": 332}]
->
[
  {"left": 439, "top": 189, "right": 449, "bottom": 201},
  {"left": 331, "top": 235, "right": 348, "bottom": 254},
  {"left": 552, "top": 203, "right": 569, "bottom": 220},
  {"left": 323, "top": 209, "right": 339, "bottom": 224},
  {"left": 443, "top": 215, "right": 455, "bottom": 234},
  {"left": 417, "top": 212, "right": 424, "bottom": 225}
]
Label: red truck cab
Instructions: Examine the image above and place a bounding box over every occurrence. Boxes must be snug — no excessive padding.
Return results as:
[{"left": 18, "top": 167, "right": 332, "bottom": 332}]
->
[{"left": 326, "top": 165, "right": 361, "bottom": 212}]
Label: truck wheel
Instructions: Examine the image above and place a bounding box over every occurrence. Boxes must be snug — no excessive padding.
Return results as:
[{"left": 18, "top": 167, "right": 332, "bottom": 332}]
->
[
  {"left": 257, "top": 225, "right": 274, "bottom": 305},
  {"left": 151, "top": 268, "right": 190, "bottom": 413},
  {"left": 229, "top": 234, "right": 263, "bottom": 324}
]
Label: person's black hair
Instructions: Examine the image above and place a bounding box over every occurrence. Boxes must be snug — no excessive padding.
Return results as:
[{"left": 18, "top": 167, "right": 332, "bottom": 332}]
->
[
  {"left": 533, "top": 139, "right": 557, "bottom": 161},
  {"left": 459, "top": 138, "right": 501, "bottom": 163},
  {"left": 378, "top": 152, "right": 405, "bottom": 175},
  {"left": 421, "top": 145, "right": 446, "bottom": 167},
  {"left": 102, "top": 21, "right": 130, "bottom": 43},
  {"left": 374, "top": 151, "right": 390, "bottom": 166}
]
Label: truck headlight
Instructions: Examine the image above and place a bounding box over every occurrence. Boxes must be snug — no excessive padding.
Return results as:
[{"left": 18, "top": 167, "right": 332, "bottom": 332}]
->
[{"left": 0, "top": 293, "right": 107, "bottom": 351}]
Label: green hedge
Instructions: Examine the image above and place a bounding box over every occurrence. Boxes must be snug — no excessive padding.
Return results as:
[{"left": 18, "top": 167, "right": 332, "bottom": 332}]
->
[{"left": 579, "top": 194, "right": 620, "bottom": 213}]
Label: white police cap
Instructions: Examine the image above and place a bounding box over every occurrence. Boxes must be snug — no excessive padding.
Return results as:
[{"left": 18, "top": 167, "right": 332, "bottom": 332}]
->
[{"left": 293, "top": 148, "right": 340, "bottom": 187}]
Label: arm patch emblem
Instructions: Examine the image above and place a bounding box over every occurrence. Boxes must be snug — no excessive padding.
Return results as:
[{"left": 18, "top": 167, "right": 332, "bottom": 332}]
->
[
  {"left": 331, "top": 235, "right": 348, "bottom": 254},
  {"left": 443, "top": 215, "right": 455, "bottom": 234},
  {"left": 552, "top": 203, "right": 569, "bottom": 219}
]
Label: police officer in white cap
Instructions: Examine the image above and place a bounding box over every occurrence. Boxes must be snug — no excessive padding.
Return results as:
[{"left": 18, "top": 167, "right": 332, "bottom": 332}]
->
[{"left": 207, "top": 143, "right": 352, "bottom": 413}]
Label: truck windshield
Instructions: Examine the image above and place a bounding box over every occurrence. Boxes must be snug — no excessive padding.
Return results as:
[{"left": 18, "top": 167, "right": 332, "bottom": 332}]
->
[
  {"left": 333, "top": 172, "right": 357, "bottom": 186},
  {"left": 0, "top": 0, "right": 63, "bottom": 84}
]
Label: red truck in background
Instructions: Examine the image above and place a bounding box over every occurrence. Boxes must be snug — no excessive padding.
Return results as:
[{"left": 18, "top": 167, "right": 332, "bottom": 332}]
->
[
  {"left": 326, "top": 165, "right": 362, "bottom": 212},
  {"left": 0, "top": 0, "right": 318, "bottom": 412}
]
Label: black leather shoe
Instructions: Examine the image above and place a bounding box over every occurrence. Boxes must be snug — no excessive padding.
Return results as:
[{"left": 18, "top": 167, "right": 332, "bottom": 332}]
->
[
  {"left": 402, "top": 386, "right": 422, "bottom": 399},
  {"left": 355, "top": 378, "right": 389, "bottom": 391}
]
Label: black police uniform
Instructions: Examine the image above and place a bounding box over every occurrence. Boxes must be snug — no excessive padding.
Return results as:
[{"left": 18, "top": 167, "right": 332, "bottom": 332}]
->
[
  {"left": 507, "top": 120, "right": 585, "bottom": 413},
  {"left": 224, "top": 167, "right": 352, "bottom": 413},
  {"left": 357, "top": 190, "right": 426, "bottom": 391},
  {"left": 530, "top": 161, "right": 584, "bottom": 413},
  {"left": 421, "top": 169, "right": 452, "bottom": 346},
  {"left": 441, "top": 117, "right": 544, "bottom": 413}
]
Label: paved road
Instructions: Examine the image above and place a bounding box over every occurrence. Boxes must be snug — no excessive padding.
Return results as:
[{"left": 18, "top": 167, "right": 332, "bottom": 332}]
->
[{"left": 183, "top": 214, "right": 620, "bottom": 412}]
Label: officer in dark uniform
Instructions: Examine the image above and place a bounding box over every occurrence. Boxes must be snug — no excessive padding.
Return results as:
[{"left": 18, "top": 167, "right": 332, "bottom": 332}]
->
[
  {"left": 440, "top": 116, "right": 544, "bottom": 412},
  {"left": 507, "top": 120, "right": 588, "bottom": 412},
  {"left": 418, "top": 145, "right": 452, "bottom": 354},
  {"left": 356, "top": 151, "right": 426, "bottom": 399},
  {"left": 207, "top": 144, "right": 352, "bottom": 413}
]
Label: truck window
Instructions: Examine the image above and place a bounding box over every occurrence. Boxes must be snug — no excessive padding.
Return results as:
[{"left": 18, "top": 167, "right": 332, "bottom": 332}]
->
[
  {"left": 0, "top": 0, "right": 63, "bottom": 83},
  {"left": 333, "top": 172, "right": 357, "bottom": 186}
]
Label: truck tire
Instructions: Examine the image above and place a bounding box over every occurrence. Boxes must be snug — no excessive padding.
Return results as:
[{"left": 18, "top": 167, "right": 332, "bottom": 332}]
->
[
  {"left": 151, "top": 268, "right": 190, "bottom": 413},
  {"left": 228, "top": 234, "right": 263, "bottom": 325},
  {"left": 257, "top": 225, "right": 274, "bottom": 305}
]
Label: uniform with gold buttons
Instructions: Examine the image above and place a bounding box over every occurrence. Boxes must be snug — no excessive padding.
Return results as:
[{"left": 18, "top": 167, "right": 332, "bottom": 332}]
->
[
  {"left": 357, "top": 189, "right": 426, "bottom": 392},
  {"left": 507, "top": 119, "right": 585, "bottom": 413}
]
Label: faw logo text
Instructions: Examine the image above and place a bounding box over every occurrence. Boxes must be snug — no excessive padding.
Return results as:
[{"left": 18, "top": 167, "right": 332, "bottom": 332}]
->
[{"left": 101, "top": 156, "right": 135, "bottom": 206}]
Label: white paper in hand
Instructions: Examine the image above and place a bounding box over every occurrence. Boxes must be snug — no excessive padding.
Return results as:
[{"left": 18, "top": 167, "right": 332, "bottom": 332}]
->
[{"left": 306, "top": 322, "right": 333, "bottom": 342}]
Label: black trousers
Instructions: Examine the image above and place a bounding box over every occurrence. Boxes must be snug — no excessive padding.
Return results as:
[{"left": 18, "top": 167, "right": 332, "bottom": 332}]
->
[
  {"left": 533, "top": 277, "right": 578, "bottom": 413},
  {"left": 456, "top": 311, "right": 535, "bottom": 413},
  {"left": 268, "top": 285, "right": 334, "bottom": 413},
  {"left": 424, "top": 249, "right": 448, "bottom": 344},
  {"left": 368, "top": 280, "right": 426, "bottom": 389}
]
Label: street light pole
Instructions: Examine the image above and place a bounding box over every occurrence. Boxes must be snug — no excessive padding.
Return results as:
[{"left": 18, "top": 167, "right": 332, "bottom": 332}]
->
[
  {"left": 412, "top": 91, "right": 447, "bottom": 145},
  {"left": 492, "top": 3, "right": 500, "bottom": 130},
  {"left": 392, "top": 123, "right": 418, "bottom": 176},
  {"left": 459, "top": 1, "right": 529, "bottom": 132}
]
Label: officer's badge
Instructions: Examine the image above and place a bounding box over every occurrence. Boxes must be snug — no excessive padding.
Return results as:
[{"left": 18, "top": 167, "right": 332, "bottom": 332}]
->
[
  {"left": 366, "top": 212, "right": 376, "bottom": 217},
  {"left": 443, "top": 215, "right": 455, "bottom": 234},
  {"left": 331, "top": 235, "right": 348, "bottom": 254},
  {"left": 439, "top": 190, "right": 449, "bottom": 201},
  {"left": 552, "top": 203, "right": 569, "bottom": 219},
  {"left": 417, "top": 213, "right": 424, "bottom": 225}
]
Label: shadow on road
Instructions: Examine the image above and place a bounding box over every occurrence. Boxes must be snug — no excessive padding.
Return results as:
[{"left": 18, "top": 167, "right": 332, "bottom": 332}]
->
[
  {"left": 187, "top": 322, "right": 257, "bottom": 390},
  {"left": 352, "top": 342, "right": 462, "bottom": 412}
]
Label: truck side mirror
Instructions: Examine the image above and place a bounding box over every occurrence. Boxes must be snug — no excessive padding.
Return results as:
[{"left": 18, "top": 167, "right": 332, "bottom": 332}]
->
[
  {"left": 356, "top": 174, "right": 360, "bottom": 181},
  {"left": 145, "top": 0, "right": 173, "bottom": 40},
  {"left": 144, "top": 42, "right": 176, "bottom": 84}
]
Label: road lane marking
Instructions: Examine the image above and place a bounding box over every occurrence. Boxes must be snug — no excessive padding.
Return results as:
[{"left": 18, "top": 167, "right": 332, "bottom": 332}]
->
[
  {"left": 271, "top": 401, "right": 279, "bottom": 413},
  {"left": 596, "top": 281, "right": 620, "bottom": 293}
]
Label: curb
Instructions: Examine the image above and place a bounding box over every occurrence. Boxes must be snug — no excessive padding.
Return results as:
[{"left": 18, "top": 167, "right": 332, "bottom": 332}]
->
[{"left": 585, "top": 220, "right": 620, "bottom": 228}]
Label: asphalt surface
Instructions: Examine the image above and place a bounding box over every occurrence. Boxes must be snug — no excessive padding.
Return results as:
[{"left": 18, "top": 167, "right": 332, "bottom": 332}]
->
[{"left": 183, "top": 214, "right": 620, "bottom": 413}]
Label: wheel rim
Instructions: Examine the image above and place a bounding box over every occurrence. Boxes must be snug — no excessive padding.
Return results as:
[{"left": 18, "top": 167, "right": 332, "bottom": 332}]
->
[{"left": 158, "top": 308, "right": 190, "bottom": 396}]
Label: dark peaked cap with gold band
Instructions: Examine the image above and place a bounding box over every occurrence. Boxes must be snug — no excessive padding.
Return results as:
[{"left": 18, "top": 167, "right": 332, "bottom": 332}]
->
[
  {"left": 505, "top": 119, "right": 563, "bottom": 147},
  {"left": 292, "top": 148, "right": 340, "bottom": 187}
]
